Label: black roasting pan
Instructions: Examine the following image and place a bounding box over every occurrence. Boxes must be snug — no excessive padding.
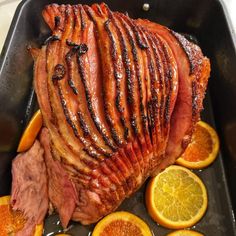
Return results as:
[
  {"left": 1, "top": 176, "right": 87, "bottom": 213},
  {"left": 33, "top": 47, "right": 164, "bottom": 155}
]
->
[{"left": 0, "top": 0, "right": 236, "bottom": 235}]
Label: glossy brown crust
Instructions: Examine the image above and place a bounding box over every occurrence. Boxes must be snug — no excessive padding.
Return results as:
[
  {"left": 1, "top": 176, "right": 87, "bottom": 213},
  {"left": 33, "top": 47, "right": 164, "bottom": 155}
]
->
[
  {"left": 86, "top": 5, "right": 144, "bottom": 186},
  {"left": 77, "top": 5, "right": 132, "bottom": 206},
  {"left": 171, "top": 31, "right": 203, "bottom": 75},
  {"left": 141, "top": 30, "right": 170, "bottom": 171},
  {"left": 84, "top": 6, "right": 137, "bottom": 200},
  {"left": 119, "top": 14, "right": 151, "bottom": 156},
  {"left": 33, "top": 3, "right": 210, "bottom": 226},
  {"left": 103, "top": 7, "right": 144, "bottom": 188},
  {"left": 112, "top": 13, "right": 146, "bottom": 176},
  {"left": 84, "top": 6, "right": 123, "bottom": 149},
  {"left": 65, "top": 45, "right": 79, "bottom": 95},
  {"left": 45, "top": 5, "right": 103, "bottom": 168}
]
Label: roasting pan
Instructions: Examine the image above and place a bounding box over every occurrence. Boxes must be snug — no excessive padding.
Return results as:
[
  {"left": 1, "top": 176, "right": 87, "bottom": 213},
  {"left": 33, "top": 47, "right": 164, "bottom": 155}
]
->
[{"left": 0, "top": 0, "right": 236, "bottom": 235}]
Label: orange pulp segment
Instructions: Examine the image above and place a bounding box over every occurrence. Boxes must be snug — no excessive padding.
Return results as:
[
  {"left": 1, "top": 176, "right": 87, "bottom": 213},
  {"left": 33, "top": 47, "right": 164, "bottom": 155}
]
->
[
  {"left": 176, "top": 121, "right": 219, "bottom": 169},
  {"left": 146, "top": 165, "right": 208, "bottom": 229},
  {"left": 0, "top": 195, "right": 43, "bottom": 236}
]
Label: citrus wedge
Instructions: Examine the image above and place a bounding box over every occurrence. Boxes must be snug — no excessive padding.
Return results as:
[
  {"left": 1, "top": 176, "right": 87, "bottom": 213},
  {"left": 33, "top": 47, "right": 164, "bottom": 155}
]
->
[
  {"left": 0, "top": 195, "right": 43, "bottom": 236},
  {"left": 167, "top": 229, "right": 204, "bottom": 236},
  {"left": 92, "top": 211, "right": 152, "bottom": 236},
  {"left": 176, "top": 121, "right": 219, "bottom": 169},
  {"left": 146, "top": 165, "right": 207, "bottom": 229},
  {"left": 17, "top": 109, "right": 43, "bottom": 152}
]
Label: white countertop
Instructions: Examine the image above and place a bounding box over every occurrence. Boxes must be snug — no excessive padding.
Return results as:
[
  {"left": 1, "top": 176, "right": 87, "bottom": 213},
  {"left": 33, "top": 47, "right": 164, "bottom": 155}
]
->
[
  {"left": 0, "top": 0, "right": 236, "bottom": 53},
  {"left": 0, "top": 0, "right": 21, "bottom": 52}
]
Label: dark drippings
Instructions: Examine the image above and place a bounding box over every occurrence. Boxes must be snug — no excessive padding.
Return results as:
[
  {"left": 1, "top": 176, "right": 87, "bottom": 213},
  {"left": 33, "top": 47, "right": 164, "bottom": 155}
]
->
[
  {"left": 66, "top": 39, "right": 79, "bottom": 47},
  {"left": 123, "top": 17, "right": 149, "bottom": 135},
  {"left": 65, "top": 41, "right": 88, "bottom": 95},
  {"left": 104, "top": 19, "right": 129, "bottom": 141},
  {"left": 54, "top": 16, "right": 61, "bottom": 28},
  {"left": 66, "top": 40, "right": 88, "bottom": 55},
  {"left": 65, "top": 45, "right": 79, "bottom": 95},
  {"left": 115, "top": 15, "right": 139, "bottom": 135},
  {"left": 57, "top": 85, "right": 79, "bottom": 138},
  {"left": 192, "top": 80, "right": 198, "bottom": 117},
  {"left": 78, "top": 5, "right": 86, "bottom": 31},
  {"left": 125, "top": 17, "right": 148, "bottom": 50},
  {"left": 43, "top": 35, "right": 60, "bottom": 45},
  {"left": 77, "top": 111, "right": 90, "bottom": 138},
  {"left": 83, "top": 7, "right": 122, "bottom": 150},
  {"left": 144, "top": 33, "right": 159, "bottom": 131},
  {"left": 52, "top": 64, "right": 66, "bottom": 81},
  {"left": 161, "top": 43, "right": 173, "bottom": 126},
  {"left": 78, "top": 43, "right": 88, "bottom": 55},
  {"left": 76, "top": 43, "right": 117, "bottom": 151}
]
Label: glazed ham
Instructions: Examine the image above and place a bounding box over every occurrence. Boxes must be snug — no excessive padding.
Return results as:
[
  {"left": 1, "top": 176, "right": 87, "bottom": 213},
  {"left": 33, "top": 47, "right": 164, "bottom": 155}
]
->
[{"left": 11, "top": 2, "right": 210, "bottom": 232}]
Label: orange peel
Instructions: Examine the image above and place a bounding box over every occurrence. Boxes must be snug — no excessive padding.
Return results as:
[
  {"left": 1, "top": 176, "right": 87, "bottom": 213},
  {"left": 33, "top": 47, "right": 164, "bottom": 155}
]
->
[{"left": 17, "top": 109, "right": 43, "bottom": 152}]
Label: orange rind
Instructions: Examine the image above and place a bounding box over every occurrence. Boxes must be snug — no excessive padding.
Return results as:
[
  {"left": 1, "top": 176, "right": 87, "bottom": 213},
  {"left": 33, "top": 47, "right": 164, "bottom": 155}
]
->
[
  {"left": 17, "top": 109, "right": 43, "bottom": 152},
  {"left": 176, "top": 121, "right": 219, "bottom": 169}
]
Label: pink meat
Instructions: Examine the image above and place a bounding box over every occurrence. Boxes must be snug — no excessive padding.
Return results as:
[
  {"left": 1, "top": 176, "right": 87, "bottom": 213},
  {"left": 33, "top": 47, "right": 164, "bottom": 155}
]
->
[{"left": 11, "top": 140, "right": 48, "bottom": 236}]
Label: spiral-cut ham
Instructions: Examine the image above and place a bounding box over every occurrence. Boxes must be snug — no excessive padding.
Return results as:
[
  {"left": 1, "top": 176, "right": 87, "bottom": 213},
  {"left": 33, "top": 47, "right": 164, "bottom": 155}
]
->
[{"left": 11, "top": 3, "right": 210, "bottom": 234}]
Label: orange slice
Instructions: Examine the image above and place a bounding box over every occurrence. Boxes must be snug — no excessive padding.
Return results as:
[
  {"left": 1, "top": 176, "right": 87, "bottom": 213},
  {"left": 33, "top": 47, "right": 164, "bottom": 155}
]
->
[
  {"left": 176, "top": 121, "right": 219, "bottom": 169},
  {"left": 146, "top": 165, "right": 207, "bottom": 229},
  {"left": 55, "top": 235, "right": 71, "bottom": 236},
  {"left": 17, "top": 110, "right": 43, "bottom": 152},
  {"left": 0, "top": 195, "right": 43, "bottom": 236},
  {"left": 92, "top": 211, "right": 152, "bottom": 236},
  {"left": 167, "top": 229, "right": 204, "bottom": 236}
]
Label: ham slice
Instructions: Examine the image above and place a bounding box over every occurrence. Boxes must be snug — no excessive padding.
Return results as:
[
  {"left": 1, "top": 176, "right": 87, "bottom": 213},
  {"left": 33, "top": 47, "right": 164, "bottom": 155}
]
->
[
  {"left": 39, "top": 128, "right": 77, "bottom": 228},
  {"left": 135, "top": 19, "right": 210, "bottom": 173}
]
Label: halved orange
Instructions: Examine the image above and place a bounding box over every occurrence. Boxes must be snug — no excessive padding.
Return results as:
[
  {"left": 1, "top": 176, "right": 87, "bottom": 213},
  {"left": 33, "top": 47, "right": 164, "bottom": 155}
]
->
[
  {"left": 0, "top": 195, "right": 43, "bottom": 236},
  {"left": 17, "top": 110, "right": 43, "bottom": 152},
  {"left": 146, "top": 165, "right": 208, "bottom": 229},
  {"left": 167, "top": 229, "right": 204, "bottom": 236},
  {"left": 92, "top": 211, "right": 152, "bottom": 236},
  {"left": 176, "top": 121, "right": 219, "bottom": 169}
]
